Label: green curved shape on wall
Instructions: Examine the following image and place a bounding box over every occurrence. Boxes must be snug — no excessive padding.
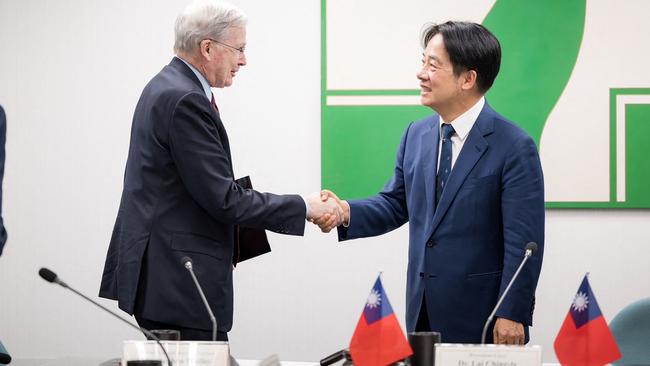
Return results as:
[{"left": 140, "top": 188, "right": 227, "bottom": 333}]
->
[{"left": 483, "top": 0, "right": 586, "bottom": 146}]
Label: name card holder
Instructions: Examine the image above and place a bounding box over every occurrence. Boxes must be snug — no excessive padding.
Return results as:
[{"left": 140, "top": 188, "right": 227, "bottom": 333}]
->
[
  {"left": 123, "top": 340, "right": 230, "bottom": 366},
  {"left": 434, "top": 343, "right": 542, "bottom": 366}
]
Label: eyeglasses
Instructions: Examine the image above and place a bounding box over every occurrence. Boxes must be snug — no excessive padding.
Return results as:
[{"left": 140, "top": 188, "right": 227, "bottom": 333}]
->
[{"left": 206, "top": 38, "right": 245, "bottom": 55}]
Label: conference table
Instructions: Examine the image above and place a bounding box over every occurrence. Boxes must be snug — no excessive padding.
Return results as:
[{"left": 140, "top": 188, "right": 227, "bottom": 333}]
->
[{"left": 7, "top": 358, "right": 563, "bottom": 366}]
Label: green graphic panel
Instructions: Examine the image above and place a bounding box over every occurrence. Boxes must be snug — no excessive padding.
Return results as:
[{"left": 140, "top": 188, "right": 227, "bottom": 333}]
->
[
  {"left": 484, "top": 0, "right": 586, "bottom": 146},
  {"left": 322, "top": 1, "right": 650, "bottom": 209},
  {"left": 322, "top": 105, "right": 430, "bottom": 199},
  {"left": 625, "top": 104, "right": 650, "bottom": 207},
  {"left": 322, "top": 0, "right": 587, "bottom": 200}
]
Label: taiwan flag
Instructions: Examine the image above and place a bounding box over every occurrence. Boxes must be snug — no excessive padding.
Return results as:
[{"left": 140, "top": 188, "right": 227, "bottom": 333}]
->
[
  {"left": 349, "top": 276, "right": 412, "bottom": 366},
  {"left": 554, "top": 274, "right": 621, "bottom": 365}
]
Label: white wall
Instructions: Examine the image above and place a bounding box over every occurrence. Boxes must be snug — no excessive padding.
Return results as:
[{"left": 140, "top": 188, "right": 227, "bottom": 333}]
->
[{"left": 0, "top": 0, "right": 648, "bottom": 363}]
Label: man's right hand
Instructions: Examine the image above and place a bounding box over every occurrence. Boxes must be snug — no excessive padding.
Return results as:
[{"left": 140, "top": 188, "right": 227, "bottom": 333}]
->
[
  {"left": 310, "top": 189, "right": 349, "bottom": 233},
  {"left": 306, "top": 192, "right": 343, "bottom": 230}
]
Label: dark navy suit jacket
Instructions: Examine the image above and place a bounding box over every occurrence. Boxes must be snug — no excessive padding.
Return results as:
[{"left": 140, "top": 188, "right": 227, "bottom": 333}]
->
[
  {"left": 99, "top": 58, "right": 306, "bottom": 332},
  {"left": 0, "top": 105, "right": 6, "bottom": 255},
  {"left": 339, "top": 103, "right": 544, "bottom": 343}
]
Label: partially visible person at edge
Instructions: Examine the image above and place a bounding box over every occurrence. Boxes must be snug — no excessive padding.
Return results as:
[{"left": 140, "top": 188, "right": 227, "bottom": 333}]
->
[{"left": 0, "top": 105, "right": 7, "bottom": 256}]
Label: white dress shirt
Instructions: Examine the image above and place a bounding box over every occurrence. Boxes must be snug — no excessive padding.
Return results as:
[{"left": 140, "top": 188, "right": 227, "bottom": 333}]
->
[{"left": 437, "top": 97, "right": 485, "bottom": 172}]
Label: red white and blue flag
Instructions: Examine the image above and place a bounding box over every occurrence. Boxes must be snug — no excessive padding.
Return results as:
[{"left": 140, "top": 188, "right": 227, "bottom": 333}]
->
[
  {"left": 554, "top": 274, "right": 621, "bottom": 365},
  {"left": 349, "top": 276, "right": 412, "bottom": 366}
]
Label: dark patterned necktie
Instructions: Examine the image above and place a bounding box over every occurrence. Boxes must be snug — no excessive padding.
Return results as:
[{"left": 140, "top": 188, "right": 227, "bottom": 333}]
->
[
  {"left": 210, "top": 93, "right": 219, "bottom": 113},
  {"left": 436, "top": 123, "right": 455, "bottom": 206}
]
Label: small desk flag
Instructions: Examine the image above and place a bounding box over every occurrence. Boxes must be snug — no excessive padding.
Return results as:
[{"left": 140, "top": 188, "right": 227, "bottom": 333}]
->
[
  {"left": 349, "top": 275, "right": 412, "bottom": 366},
  {"left": 554, "top": 274, "right": 621, "bottom": 365}
]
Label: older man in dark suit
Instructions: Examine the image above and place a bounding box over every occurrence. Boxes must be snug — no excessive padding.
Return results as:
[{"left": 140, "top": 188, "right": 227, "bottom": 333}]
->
[{"left": 99, "top": 0, "right": 338, "bottom": 341}]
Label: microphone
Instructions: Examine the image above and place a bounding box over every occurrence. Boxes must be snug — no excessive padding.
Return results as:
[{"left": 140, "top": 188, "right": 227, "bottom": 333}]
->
[
  {"left": 180, "top": 256, "right": 217, "bottom": 342},
  {"left": 38, "top": 267, "right": 173, "bottom": 365},
  {"left": 320, "top": 349, "right": 350, "bottom": 366},
  {"left": 480, "top": 242, "right": 538, "bottom": 344},
  {"left": 39, "top": 267, "right": 68, "bottom": 287}
]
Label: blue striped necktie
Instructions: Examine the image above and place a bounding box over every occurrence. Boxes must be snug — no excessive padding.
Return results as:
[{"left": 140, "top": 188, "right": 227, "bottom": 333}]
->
[{"left": 436, "top": 123, "right": 455, "bottom": 206}]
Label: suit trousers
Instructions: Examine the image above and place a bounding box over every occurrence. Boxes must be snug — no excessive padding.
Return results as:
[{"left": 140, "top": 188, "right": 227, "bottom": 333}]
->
[
  {"left": 415, "top": 294, "right": 431, "bottom": 332},
  {"left": 132, "top": 244, "right": 228, "bottom": 341},
  {"left": 135, "top": 315, "right": 228, "bottom": 341}
]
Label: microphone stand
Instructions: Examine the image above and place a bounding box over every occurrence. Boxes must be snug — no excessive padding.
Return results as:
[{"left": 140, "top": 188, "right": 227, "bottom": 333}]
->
[
  {"left": 480, "top": 246, "right": 535, "bottom": 345},
  {"left": 39, "top": 269, "right": 173, "bottom": 366},
  {"left": 181, "top": 257, "right": 218, "bottom": 342}
]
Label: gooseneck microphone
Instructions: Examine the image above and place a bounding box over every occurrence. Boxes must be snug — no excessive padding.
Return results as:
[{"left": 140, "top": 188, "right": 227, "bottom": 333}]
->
[
  {"left": 38, "top": 268, "right": 173, "bottom": 365},
  {"left": 180, "top": 256, "right": 217, "bottom": 342},
  {"left": 320, "top": 349, "right": 350, "bottom": 366},
  {"left": 480, "top": 242, "right": 538, "bottom": 344}
]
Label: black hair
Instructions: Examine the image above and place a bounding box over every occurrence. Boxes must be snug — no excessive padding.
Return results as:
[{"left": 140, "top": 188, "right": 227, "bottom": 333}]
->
[{"left": 421, "top": 21, "right": 501, "bottom": 93}]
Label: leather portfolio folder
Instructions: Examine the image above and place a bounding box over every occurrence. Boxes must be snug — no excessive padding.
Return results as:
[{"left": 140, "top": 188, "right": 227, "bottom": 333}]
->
[{"left": 233, "top": 176, "right": 271, "bottom": 264}]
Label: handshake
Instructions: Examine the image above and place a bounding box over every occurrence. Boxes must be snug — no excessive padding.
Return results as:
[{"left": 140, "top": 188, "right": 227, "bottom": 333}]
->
[{"left": 306, "top": 190, "right": 349, "bottom": 233}]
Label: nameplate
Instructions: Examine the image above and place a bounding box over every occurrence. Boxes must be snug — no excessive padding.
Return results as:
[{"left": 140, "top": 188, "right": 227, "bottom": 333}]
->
[
  {"left": 434, "top": 343, "right": 542, "bottom": 366},
  {"left": 123, "top": 340, "right": 230, "bottom": 366}
]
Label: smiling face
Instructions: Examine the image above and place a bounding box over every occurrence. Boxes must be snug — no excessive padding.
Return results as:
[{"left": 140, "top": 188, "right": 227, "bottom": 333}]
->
[
  {"left": 417, "top": 33, "right": 465, "bottom": 112},
  {"left": 201, "top": 26, "right": 247, "bottom": 88}
]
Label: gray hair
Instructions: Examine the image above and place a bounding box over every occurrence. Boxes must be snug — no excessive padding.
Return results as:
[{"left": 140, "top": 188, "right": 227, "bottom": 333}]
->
[{"left": 174, "top": 0, "right": 247, "bottom": 54}]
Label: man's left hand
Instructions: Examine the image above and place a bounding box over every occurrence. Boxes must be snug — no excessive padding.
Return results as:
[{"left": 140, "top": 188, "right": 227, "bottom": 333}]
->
[{"left": 493, "top": 318, "right": 524, "bottom": 345}]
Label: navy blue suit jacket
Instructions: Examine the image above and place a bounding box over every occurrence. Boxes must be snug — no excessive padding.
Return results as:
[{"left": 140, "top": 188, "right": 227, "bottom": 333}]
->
[
  {"left": 339, "top": 103, "right": 544, "bottom": 343},
  {"left": 0, "top": 105, "right": 6, "bottom": 255},
  {"left": 99, "top": 58, "right": 306, "bottom": 332}
]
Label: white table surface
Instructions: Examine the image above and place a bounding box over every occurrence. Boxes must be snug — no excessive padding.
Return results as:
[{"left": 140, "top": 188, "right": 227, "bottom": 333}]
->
[{"left": 9, "top": 358, "right": 562, "bottom": 366}]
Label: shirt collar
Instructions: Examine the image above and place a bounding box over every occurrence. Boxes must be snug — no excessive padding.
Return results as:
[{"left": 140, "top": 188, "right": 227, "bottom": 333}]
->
[
  {"left": 176, "top": 56, "right": 212, "bottom": 101},
  {"left": 439, "top": 97, "right": 485, "bottom": 142}
]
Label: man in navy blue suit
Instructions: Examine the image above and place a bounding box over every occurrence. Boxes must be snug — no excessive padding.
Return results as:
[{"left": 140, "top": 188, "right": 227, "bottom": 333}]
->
[
  {"left": 0, "top": 105, "right": 6, "bottom": 256},
  {"left": 317, "top": 21, "right": 544, "bottom": 345},
  {"left": 99, "top": 0, "right": 340, "bottom": 341}
]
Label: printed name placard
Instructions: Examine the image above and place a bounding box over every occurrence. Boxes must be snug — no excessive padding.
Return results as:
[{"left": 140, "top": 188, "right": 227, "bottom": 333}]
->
[
  {"left": 123, "top": 340, "right": 230, "bottom": 366},
  {"left": 434, "top": 343, "right": 542, "bottom": 366}
]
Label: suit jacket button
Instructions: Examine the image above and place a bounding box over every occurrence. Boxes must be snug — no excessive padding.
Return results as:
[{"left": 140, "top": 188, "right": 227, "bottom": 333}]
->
[{"left": 426, "top": 240, "right": 434, "bottom": 247}]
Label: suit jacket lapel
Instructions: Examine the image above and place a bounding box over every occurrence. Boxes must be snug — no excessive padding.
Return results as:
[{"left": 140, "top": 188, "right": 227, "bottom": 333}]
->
[
  {"left": 421, "top": 116, "right": 439, "bottom": 226},
  {"left": 427, "top": 105, "right": 495, "bottom": 239},
  {"left": 170, "top": 57, "right": 235, "bottom": 178},
  {"left": 211, "top": 109, "right": 234, "bottom": 177}
]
